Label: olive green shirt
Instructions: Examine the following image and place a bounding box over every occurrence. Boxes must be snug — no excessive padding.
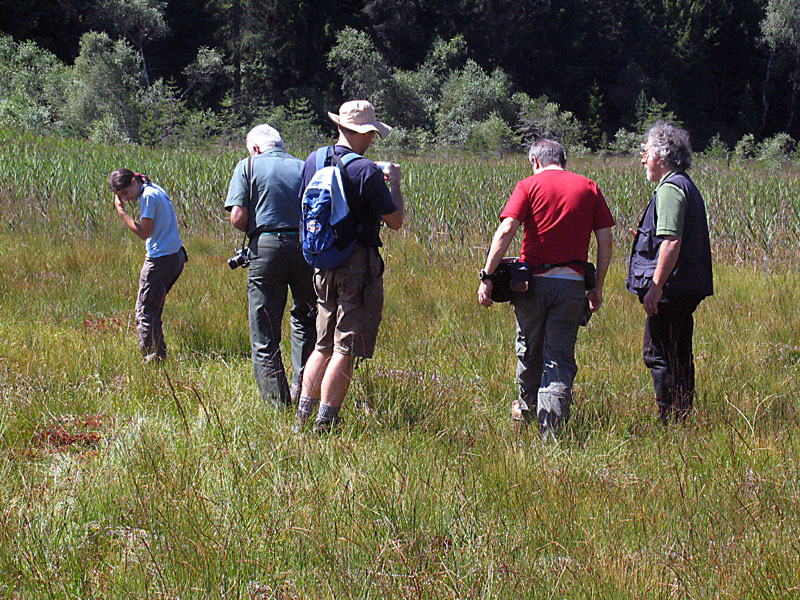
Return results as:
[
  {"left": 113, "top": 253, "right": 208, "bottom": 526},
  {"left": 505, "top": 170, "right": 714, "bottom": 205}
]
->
[{"left": 654, "top": 169, "right": 686, "bottom": 237}]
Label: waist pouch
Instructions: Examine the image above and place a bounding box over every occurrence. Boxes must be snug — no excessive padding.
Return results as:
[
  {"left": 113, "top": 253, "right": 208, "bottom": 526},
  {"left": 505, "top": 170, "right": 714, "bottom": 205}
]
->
[
  {"left": 490, "top": 259, "right": 530, "bottom": 302},
  {"left": 490, "top": 259, "right": 596, "bottom": 303}
]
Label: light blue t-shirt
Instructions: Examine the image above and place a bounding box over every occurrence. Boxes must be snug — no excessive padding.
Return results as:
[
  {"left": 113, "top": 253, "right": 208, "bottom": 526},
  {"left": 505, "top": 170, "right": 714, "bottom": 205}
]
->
[{"left": 138, "top": 182, "right": 182, "bottom": 258}]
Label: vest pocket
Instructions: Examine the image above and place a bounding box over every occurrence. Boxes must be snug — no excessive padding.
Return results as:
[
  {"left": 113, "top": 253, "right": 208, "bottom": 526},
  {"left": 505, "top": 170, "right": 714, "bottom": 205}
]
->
[{"left": 634, "top": 228, "right": 658, "bottom": 260}]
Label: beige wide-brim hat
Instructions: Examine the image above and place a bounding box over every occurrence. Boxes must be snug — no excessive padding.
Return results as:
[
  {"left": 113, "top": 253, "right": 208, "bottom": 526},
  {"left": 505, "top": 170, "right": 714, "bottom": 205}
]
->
[{"left": 328, "top": 100, "right": 392, "bottom": 139}]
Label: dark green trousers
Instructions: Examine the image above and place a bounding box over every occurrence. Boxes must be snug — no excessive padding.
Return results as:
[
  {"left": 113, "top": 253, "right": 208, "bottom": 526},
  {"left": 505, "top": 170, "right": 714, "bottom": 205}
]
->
[{"left": 247, "top": 233, "right": 316, "bottom": 407}]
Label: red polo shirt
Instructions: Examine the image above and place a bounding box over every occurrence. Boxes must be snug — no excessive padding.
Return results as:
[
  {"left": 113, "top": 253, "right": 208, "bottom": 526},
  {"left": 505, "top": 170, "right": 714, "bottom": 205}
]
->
[{"left": 500, "top": 169, "right": 614, "bottom": 269}]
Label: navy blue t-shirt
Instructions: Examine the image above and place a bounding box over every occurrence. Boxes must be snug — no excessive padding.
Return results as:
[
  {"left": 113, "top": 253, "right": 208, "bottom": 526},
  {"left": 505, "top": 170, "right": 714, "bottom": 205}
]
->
[{"left": 300, "top": 145, "right": 397, "bottom": 248}]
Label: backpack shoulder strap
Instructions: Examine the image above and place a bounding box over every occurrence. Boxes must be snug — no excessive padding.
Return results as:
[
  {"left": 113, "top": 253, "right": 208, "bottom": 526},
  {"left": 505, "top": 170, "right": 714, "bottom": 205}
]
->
[
  {"left": 334, "top": 152, "right": 363, "bottom": 190},
  {"left": 314, "top": 146, "right": 329, "bottom": 172},
  {"left": 341, "top": 152, "right": 362, "bottom": 166}
]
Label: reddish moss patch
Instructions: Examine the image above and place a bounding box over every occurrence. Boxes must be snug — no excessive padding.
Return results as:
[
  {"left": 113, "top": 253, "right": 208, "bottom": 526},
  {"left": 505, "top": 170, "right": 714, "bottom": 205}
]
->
[{"left": 35, "top": 414, "right": 113, "bottom": 450}]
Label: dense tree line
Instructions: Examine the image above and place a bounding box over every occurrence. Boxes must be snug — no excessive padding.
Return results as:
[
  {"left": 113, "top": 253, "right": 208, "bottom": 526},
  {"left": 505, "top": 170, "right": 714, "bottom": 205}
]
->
[{"left": 2, "top": 0, "right": 800, "bottom": 153}]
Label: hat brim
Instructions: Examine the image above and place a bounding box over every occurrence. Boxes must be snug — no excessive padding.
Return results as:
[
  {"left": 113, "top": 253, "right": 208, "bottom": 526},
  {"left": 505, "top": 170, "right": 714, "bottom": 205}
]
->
[{"left": 328, "top": 112, "right": 392, "bottom": 139}]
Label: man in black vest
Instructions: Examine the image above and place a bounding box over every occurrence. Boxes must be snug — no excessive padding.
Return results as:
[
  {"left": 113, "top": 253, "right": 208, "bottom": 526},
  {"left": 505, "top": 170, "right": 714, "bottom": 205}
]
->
[{"left": 626, "top": 122, "right": 713, "bottom": 424}]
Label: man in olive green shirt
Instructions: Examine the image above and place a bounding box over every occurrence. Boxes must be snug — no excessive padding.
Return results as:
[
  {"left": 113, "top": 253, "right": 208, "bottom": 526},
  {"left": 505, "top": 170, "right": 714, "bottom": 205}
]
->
[
  {"left": 652, "top": 172, "right": 686, "bottom": 239},
  {"left": 626, "top": 122, "right": 713, "bottom": 423}
]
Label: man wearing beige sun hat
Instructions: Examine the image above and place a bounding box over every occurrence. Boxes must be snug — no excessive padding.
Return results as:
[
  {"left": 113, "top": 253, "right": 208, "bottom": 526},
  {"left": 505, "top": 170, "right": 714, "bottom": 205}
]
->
[
  {"left": 327, "top": 99, "right": 393, "bottom": 139},
  {"left": 294, "top": 100, "right": 404, "bottom": 433}
]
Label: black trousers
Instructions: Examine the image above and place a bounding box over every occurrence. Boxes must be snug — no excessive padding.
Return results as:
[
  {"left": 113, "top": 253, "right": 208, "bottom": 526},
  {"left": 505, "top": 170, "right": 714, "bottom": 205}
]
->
[{"left": 641, "top": 294, "right": 704, "bottom": 420}]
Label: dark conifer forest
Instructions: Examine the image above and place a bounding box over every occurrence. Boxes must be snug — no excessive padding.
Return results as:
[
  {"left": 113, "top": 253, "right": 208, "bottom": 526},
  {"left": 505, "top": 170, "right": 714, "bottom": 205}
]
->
[{"left": 2, "top": 0, "right": 799, "bottom": 153}]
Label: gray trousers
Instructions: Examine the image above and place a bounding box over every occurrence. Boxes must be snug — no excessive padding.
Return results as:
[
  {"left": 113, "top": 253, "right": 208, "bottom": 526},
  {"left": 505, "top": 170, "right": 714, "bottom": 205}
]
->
[
  {"left": 135, "top": 249, "right": 186, "bottom": 358},
  {"left": 511, "top": 277, "right": 585, "bottom": 433},
  {"left": 247, "top": 233, "right": 316, "bottom": 407}
]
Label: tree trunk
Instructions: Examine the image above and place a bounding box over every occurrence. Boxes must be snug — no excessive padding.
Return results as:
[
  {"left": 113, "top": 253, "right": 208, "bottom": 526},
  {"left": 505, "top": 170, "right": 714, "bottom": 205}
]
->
[
  {"left": 140, "top": 45, "right": 150, "bottom": 88},
  {"left": 233, "top": 0, "right": 241, "bottom": 113},
  {"left": 761, "top": 50, "right": 774, "bottom": 137},
  {"left": 787, "top": 53, "right": 800, "bottom": 132}
]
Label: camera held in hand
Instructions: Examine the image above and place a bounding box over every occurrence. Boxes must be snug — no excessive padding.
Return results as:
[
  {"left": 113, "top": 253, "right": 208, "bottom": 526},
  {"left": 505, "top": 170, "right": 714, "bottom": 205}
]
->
[{"left": 228, "top": 247, "right": 250, "bottom": 270}]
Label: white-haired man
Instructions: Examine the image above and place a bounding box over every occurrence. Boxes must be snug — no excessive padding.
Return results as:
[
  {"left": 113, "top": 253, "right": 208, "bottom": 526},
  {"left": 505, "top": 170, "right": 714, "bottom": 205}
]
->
[
  {"left": 225, "top": 124, "right": 317, "bottom": 408},
  {"left": 627, "top": 122, "right": 713, "bottom": 424},
  {"left": 294, "top": 100, "right": 404, "bottom": 433}
]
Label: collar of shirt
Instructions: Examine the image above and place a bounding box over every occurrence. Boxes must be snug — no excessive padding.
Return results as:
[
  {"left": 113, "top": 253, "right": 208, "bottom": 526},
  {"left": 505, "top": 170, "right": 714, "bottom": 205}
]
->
[
  {"left": 256, "top": 147, "right": 292, "bottom": 159},
  {"left": 655, "top": 169, "right": 680, "bottom": 191}
]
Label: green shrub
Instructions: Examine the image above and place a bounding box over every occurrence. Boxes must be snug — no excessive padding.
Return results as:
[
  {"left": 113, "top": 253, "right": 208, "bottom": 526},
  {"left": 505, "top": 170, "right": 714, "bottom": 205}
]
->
[
  {"left": 757, "top": 132, "right": 797, "bottom": 161},
  {"left": 88, "top": 113, "right": 131, "bottom": 144},
  {"left": 733, "top": 133, "right": 757, "bottom": 159},
  {"left": 0, "top": 35, "right": 69, "bottom": 133},
  {"left": 327, "top": 27, "right": 395, "bottom": 117},
  {"left": 376, "top": 126, "right": 434, "bottom": 154},
  {"left": 610, "top": 128, "right": 641, "bottom": 155},
  {"left": 515, "top": 93, "right": 587, "bottom": 154},
  {"left": 703, "top": 133, "right": 729, "bottom": 159},
  {"left": 255, "top": 98, "right": 326, "bottom": 156},
  {"left": 435, "top": 60, "right": 515, "bottom": 145},
  {"left": 466, "top": 112, "right": 521, "bottom": 156}
]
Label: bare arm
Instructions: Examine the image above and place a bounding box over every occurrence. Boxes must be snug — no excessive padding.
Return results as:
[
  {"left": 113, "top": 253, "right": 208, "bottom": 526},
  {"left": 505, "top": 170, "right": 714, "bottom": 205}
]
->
[
  {"left": 230, "top": 205, "right": 248, "bottom": 233},
  {"left": 643, "top": 236, "right": 682, "bottom": 316},
  {"left": 115, "top": 197, "right": 153, "bottom": 241},
  {"left": 381, "top": 164, "right": 404, "bottom": 230},
  {"left": 478, "top": 217, "right": 521, "bottom": 307},
  {"left": 587, "top": 226, "right": 613, "bottom": 312}
]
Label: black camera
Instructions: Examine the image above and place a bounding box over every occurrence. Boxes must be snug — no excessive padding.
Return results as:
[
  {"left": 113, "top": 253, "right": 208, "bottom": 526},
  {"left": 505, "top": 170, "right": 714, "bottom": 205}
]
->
[{"left": 227, "top": 247, "right": 250, "bottom": 270}]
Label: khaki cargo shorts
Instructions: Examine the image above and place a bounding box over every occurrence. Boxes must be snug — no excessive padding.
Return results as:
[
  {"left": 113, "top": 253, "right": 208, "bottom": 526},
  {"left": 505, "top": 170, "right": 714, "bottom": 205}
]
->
[{"left": 314, "top": 244, "right": 384, "bottom": 358}]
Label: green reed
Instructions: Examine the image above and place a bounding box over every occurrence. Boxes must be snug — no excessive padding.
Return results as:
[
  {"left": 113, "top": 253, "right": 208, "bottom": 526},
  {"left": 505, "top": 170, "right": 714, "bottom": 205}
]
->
[{"left": 3, "top": 129, "right": 799, "bottom": 265}]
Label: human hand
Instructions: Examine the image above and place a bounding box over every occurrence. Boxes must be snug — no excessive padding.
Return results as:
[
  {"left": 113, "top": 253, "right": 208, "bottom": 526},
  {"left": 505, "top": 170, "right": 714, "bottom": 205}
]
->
[
  {"left": 478, "top": 280, "right": 494, "bottom": 307},
  {"left": 385, "top": 163, "right": 402, "bottom": 184},
  {"left": 643, "top": 285, "right": 662, "bottom": 316},
  {"left": 114, "top": 196, "right": 126, "bottom": 213},
  {"left": 587, "top": 287, "right": 603, "bottom": 312}
]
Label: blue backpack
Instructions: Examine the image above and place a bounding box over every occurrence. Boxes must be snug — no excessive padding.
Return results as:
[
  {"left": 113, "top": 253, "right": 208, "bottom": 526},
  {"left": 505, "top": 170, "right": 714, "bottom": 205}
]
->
[{"left": 301, "top": 146, "right": 362, "bottom": 269}]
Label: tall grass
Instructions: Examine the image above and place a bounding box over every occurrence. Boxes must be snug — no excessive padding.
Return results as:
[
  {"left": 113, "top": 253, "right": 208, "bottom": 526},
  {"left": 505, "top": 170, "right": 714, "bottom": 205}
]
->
[
  {"left": 2, "top": 129, "right": 799, "bottom": 263},
  {"left": 0, "top": 131, "right": 798, "bottom": 598}
]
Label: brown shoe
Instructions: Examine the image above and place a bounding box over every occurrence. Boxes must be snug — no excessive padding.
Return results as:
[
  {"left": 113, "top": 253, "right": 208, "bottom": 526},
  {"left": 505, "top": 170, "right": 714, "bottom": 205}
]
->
[{"left": 511, "top": 399, "right": 530, "bottom": 428}]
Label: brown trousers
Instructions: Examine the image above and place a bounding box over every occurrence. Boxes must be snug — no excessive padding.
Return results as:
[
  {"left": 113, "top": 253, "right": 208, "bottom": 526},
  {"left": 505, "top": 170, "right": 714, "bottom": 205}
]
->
[{"left": 135, "top": 249, "right": 186, "bottom": 358}]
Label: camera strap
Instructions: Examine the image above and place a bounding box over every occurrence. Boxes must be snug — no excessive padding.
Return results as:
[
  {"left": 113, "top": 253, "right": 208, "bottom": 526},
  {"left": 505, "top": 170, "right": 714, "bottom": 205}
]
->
[
  {"left": 246, "top": 155, "right": 254, "bottom": 206},
  {"left": 244, "top": 154, "right": 257, "bottom": 240}
]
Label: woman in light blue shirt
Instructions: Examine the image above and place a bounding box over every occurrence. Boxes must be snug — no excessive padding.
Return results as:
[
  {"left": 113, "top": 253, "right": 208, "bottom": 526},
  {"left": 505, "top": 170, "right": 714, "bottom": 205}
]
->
[{"left": 109, "top": 169, "right": 186, "bottom": 361}]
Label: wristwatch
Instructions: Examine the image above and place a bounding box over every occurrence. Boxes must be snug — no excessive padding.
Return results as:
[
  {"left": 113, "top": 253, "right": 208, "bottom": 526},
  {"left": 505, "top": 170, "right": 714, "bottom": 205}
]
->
[{"left": 479, "top": 269, "right": 493, "bottom": 282}]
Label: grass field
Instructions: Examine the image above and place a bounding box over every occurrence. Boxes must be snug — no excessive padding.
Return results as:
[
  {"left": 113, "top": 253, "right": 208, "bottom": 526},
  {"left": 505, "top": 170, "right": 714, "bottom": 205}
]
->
[{"left": 0, "top": 131, "right": 799, "bottom": 598}]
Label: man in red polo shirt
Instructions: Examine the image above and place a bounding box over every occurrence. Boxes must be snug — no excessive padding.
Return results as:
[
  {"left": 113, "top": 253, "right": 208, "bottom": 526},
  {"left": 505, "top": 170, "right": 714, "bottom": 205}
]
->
[{"left": 478, "top": 139, "right": 614, "bottom": 440}]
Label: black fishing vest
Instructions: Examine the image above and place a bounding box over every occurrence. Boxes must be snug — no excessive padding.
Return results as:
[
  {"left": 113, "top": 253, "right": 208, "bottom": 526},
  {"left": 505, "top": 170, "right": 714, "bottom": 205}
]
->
[{"left": 626, "top": 171, "right": 713, "bottom": 298}]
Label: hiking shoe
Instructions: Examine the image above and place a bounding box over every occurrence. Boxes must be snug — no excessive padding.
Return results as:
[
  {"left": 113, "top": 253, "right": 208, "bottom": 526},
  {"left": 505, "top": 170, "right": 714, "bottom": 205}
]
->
[
  {"left": 511, "top": 399, "right": 531, "bottom": 429},
  {"left": 143, "top": 353, "right": 166, "bottom": 365},
  {"left": 292, "top": 412, "right": 310, "bottom": 434},
  {"left": 540, "top": 424, "right": 559, "bottom": 443},
  {"left": 312, "top": 416, "right": 342, "bottom": 434}
]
